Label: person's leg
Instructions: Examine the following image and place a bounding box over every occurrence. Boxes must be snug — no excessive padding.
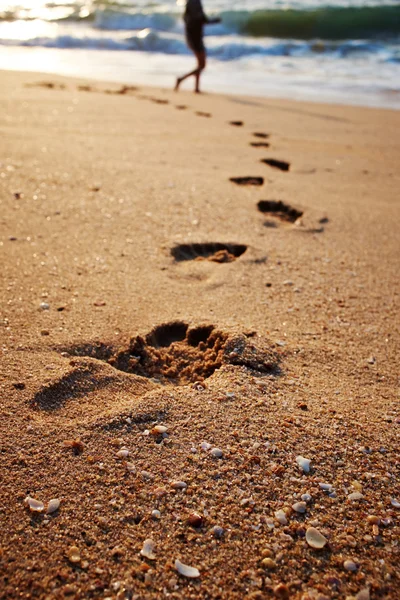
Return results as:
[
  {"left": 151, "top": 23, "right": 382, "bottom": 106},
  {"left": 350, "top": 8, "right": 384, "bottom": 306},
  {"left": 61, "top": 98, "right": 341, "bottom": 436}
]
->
[
  {"left": 175, "top": 51, "right": 206, "bottom": 92},
  {"left": 194, "top": 51, "right": 206, "bottom": 93}
]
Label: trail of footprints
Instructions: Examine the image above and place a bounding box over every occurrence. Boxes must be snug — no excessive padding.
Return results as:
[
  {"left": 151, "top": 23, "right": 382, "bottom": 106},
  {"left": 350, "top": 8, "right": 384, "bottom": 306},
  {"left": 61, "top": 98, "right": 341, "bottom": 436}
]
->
[{"left": 26, "top": 78, "right": 328, "bottom": 413}]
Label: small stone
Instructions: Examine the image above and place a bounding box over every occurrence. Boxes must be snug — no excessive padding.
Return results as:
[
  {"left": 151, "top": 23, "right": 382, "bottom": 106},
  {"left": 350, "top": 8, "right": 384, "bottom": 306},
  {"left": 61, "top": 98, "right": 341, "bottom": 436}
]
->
[
  {"left": 301, "top": 494, "right": 312, "bottom": 502},
  {"left": 140, "top": 539, "right": 156, "bottom": 560},
  {"left": 151, "top": 510, "right": 161, "bottom": 520},
  {"left": 390, "top": 498, "right": 400, "bottom": 508},
  {"left": 274, "top": 583, "right": 290, "bottom": 598},
  {"left": 175, "top": 559, "right": 200, "bottom": 578},
  {"left": 126, "top": 462, "right": 136, "bottom": 473},
  {"left": 171, "top": 481, "right": 187, "bottom": 490},
  {"left": 275, "top": 509, "right": 288, "bottom": 525},
  {"left": 151, "top": 425, "right": 168, "bottom": 435},
  {"left": 187, "top": 512, "right": 203, "bottom": 528},
  {"left": 200, "top": 442, "right": 212, "bottom": 451},
  {"left": 47, "top": 499, "right": 60, "bottom": 514},
  {"left": 211, "top": 525, "right": 224, "bottom": 539},
  {"left": 24, "top": 496, "right": 44, "bottom": 512},
  {"left": 319, "top": 483, "right": 333, "bottom": 492},
  {"left": 344, "top": 560, "right": 357, "bottom": 572},
  {"left": 355, "top": 589, "right": 370, "bottom": 600},
  {"left": 296, "top": 456, "right": 311, "bottom": 474},
  {"left": 305, "top": 527, "right": 328, "bottom": 549},
  {"left": 348, "top": 492, "right": 364, "bottom": 501},
  {"left": 261, "top": 558, "right": 276, "bottom": 570},
  {"left": 367, "top": 515, "right": 380, "bottom": 525},
  {"left": 292, "top": 502, "right": 307, "bottom": 514},
  {"left": 40, "top": 302, "right": 50, "bottom": 310},
  {"left": 67, "top": 546, "right": 81, "bottom": 564},
  {"left": 116, "top": 448, "right": 129, "bottom": 459},
  {"left": 210, "top": 448, "right": 223, "bottom": 458}
]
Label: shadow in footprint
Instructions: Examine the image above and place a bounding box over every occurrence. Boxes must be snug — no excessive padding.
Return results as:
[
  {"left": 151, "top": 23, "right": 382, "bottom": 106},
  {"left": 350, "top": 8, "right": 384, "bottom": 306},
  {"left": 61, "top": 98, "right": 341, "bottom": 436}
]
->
[
  {"left": 196, "top": 111, "right": 211, "bottom": 118},
  {"left": 253, "top": 132, "right": 269, "bottom": 139},
  {"left": 230, "top": 176, "right": 264, "bottom": 186},
  {"left": 230, "top": 121, "right": 243, "bottom": 126},
  {"left": 64, "top": 323, "right": 280, "bottom": 386},
  {"left": 171, "top": 242, "right": 247, "bottom": 263},
  {"left": 261, "top": 159, "right": 290, "bottom": 172},
  {"left": 26, "top": 81, "right": 66, "bottom": 90},
  {"left": 105, "top": 85, "right": 138, "bottom": 95},
  {"left": 176, "top": 105, "right": 188, "bottom": 110},
  {"left": 250, "top": 142, "right": 270, "bottom": 148},
  {"left": 258, "top": 200, "right": 303, "bottom": 223}
]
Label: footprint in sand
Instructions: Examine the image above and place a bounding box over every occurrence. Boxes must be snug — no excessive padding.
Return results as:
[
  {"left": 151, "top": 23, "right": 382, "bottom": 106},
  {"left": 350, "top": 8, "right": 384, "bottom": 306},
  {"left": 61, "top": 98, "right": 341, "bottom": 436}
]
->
[
  {"left": 151, "top": 98, "right": 169, "bottom": 105},
  {"left": 61, "top": 323, "right": 279, "bottom": 387},
  {"left": 261, "top": 158, "right": 290, "bottom": 172},
  {"left": 257, "top": 200, "right": 303, "bottom": 225},
  {"left": 176, "top": 105, "right": 188, "bottom": 110},
  {"left": 196, "top": 111, "right": 211, "bottom": 118},
  {"left": 105, "top": 85, "right": 138, "bottom": 95},
  {"left": 171, "top": 242, "right": 247, "bottom": 263},
  {"left": 230, "top": 176, "right": 264, "bottom": 186},
  {"left": 250, "top": 142, "right": 270, "bottom": 148},
  {"left": 27, "top": 81, "right": 66, "bottom": 90},
  {"left": 253, "top": 132, "right": 269, "bottom": 139},
  {"left": 229, "top": 121, "right": 244, "bottom": 127},
  {"left": 258, "top": 200, "right": 328, "bottom": 232}
]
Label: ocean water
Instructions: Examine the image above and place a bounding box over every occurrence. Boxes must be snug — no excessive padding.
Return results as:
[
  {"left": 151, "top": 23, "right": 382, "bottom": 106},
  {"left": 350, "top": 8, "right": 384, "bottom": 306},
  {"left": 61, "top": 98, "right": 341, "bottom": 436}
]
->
[{"left": 0, "top": 0, "right": 399, "bottom": 108}]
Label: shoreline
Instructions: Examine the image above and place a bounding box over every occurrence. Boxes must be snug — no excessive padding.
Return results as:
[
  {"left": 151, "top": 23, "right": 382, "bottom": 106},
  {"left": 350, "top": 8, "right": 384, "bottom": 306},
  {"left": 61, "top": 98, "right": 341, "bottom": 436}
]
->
[
  {"left": 1, "top": 69, "right": 399, "bottom": 599},
  {"left": 1, "top": 46, "right": 399, "bottom": 111}
]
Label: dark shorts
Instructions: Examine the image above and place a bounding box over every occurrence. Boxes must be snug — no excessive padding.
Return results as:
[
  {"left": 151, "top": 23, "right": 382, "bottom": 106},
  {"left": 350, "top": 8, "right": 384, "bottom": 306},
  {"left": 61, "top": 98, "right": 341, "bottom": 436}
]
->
[{"left": 185, "top": 23, "right": 205, "bottom": 54}]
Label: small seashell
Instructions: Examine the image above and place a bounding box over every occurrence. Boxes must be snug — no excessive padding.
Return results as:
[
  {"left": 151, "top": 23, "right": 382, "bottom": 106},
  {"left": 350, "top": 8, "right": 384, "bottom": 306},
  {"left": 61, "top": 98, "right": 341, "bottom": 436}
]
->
[
  {"left": 116, "top": 448, "right": 129, "bottom": 459},
  {"left": 210, "top": 448, "right": 223, "bottom": 458},
  {"left": 261, "top": 557, "right": 276, "bottom": 570},
  {"left": 67, "top": 546, "right": 81, "bottom": 564},
  {"left": 305, "top": 527, "right": 328, "bottom": 549},
  {"left": 140, "top": 539, "right": 156, "bottom": 560},
  {"left": 292, "top": 502, "right": 307, "bottom": 514},
  {"left": 151, "top": 509, "right": 161, "bottom": 520},
  {"left": 390, "top": 498, "right": 400, "bottom": 508},
  {"left": 151, "top": 425, "right": 168, "bottom": 435},
  {"left": 275, "top": 509, "right": 288, "bottom": 525},
  {"left": 301, "top": 494, "right": 312, "bottom": 502},
  {"left": 24, "top": 496, "right": 44, "bottom": 512},
  {"left": 296, "top": 456, "right": 311, "bottom": 473},
  {"left": 200, "top": 442, "right": 212, "bottom": 451},
  {"left": 47, "top": 499, "right": 60, "bottom": 514},
  {"left": 348, "top": 492, "right": 364, "bottom": 501},
  {"left": 175, "top": 558, "right": 200, "bottom": 578},
  {"left": 126, "top": 462, "right": 136, "bottom": 473},
  {"left": 344, "top": 559, "right": 358, "bottom": 571}
]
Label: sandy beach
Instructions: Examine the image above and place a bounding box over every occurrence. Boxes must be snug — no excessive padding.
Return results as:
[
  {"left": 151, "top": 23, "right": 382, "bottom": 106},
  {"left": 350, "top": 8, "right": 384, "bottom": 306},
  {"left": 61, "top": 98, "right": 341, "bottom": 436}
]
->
[{"left": 0, "top": 69, "right": 399, "bottom": 599}]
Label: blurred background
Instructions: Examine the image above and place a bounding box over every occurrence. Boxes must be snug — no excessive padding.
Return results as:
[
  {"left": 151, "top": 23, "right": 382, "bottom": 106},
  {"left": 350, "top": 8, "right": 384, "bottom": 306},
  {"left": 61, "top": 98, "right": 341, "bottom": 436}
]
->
[{"left": 0, "top": 0, "right": 399, "bottom": 107}]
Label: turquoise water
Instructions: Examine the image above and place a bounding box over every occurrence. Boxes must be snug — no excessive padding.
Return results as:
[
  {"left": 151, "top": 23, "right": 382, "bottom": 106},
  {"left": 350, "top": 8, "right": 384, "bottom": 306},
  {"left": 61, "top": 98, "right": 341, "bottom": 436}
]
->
[{"left": 0, "top": 0, "right": 399, "bottom": 107}]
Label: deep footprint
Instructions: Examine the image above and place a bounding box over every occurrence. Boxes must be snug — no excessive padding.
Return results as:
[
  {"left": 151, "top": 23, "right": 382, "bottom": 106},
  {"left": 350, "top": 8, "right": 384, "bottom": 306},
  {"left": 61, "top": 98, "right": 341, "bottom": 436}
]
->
[
  {"left": 171, "top": 243, "right": 247, "bottom": 263},
  {"left": 257, "top": 200, "right": 303, "bottom": 223},
  {"left": 250, "top": 142, "right": 270, "bottom": 148},
  {"left": 261, "top": 158, "right": 290, "bottom": 172},
  {"left": 230, "top": 176, "right": 264, "bottom": 186},
  {"left": 64, "top": 323, "right": 279, "bottom": 386},
  {"left": 230, "top": 121, "right": 243, "bottom": 126},
  {"left": 253, "top": 132, "right": 269, "bottom": 139}
]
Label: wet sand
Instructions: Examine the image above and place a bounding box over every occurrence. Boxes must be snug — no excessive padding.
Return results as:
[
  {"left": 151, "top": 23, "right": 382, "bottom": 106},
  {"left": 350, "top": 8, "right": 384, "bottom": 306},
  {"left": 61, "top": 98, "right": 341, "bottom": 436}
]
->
[{"left": 0, "top": 70, "right": 399, "bottom": 600}]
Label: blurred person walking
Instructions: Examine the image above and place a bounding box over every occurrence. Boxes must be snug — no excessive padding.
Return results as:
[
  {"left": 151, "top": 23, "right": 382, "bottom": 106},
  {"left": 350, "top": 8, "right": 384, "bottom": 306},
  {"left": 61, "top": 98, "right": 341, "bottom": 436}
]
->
[{"left": 175, "top": 0, "right": 220, "bottom": 93}]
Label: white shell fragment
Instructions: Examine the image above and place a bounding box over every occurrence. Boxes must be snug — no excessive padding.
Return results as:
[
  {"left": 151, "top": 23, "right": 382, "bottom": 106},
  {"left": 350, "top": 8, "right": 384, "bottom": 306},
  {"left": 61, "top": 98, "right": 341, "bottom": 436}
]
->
[
  {"left": 126, "top": 462, "right": 136, "bottom": 473},
  {"left": 306, "top": 527, "right": 328, "bottom": 549},
  {"left": 390, "top": 498, "right": 400, "bottom": 508},
  {"left": 296, "top": 456, "right": 311, "bottom": 474},
  {"left": 116, "top": 448, "right": 130, "bottom": 459},
  {"left": 292, "top": 502, "right": 307, "bottom": 514},
  {"left": 24, "top": 496, "right": 44, "bottom": 512},
  {"left": 47, "top": 499, "right": 60, "bottom": 514},
  {"left": 175, "top": 558, "right": 200, "bottom": 578},
  {"left": 140, "top": 539, "right": 156, "bottom": 560},
  {"left": 275, "top": 509, "right": 288, "bottom": 525},
  {"left": 210, "top": 448, "right": 223, "bottom": 458},
  {"left": 348, "top": 492, "right": 364, "bottom": 501},
  {"left": 152, "top": 425, "right": 168, "bottom": 434}
]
